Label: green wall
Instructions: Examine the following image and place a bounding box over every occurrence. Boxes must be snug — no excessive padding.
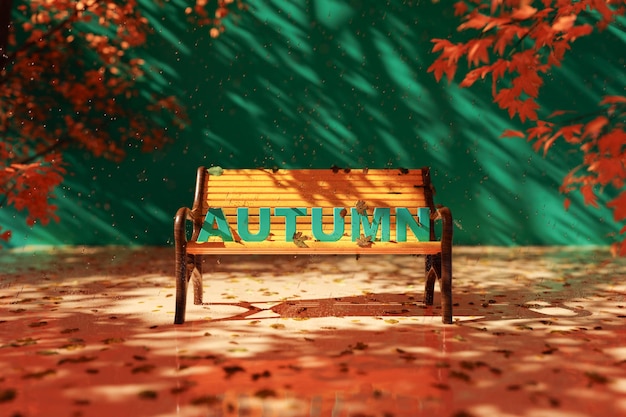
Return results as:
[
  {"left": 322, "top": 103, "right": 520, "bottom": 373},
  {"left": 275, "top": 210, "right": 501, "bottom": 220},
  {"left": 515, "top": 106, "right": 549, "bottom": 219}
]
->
[{"left": 3, "top": 0, "right": 623, "bottom": 248}]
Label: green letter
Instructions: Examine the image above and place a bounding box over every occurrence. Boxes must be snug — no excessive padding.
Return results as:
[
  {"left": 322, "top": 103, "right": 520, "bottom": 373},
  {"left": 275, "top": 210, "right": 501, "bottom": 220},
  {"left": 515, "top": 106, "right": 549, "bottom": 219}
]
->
[
  {"left": 396, "top": 207, "right": 430, "bottom": 241},
  {"left": 197, "top": 208, "right": 234, "bottom": 241},
  {"left": 275, "top": 208, "right": 307, "bottom": 241},
  {"left": 351, "top": 208, "right": 390, "bottom": 242},
  {"left": 237, "top": 208, "right": 270, "bottom": 241},
  {"left": 312, "top": 207, "right": 345, "bottom": 242}
]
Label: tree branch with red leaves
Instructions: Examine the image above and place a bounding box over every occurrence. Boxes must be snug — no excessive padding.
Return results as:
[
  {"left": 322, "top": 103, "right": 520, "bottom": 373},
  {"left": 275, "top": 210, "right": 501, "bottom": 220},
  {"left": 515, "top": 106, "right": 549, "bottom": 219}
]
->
[
  {"left": 0, "top": 0, "right": 244, "bottom": 246},
  {"left": 429, "top": 0, "right": 626, "bottom": 255}
]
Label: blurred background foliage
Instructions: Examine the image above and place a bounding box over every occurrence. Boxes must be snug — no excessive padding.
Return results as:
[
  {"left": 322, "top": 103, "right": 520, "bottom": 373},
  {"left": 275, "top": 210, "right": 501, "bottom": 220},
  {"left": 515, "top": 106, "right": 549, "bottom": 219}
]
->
[{"left": 2, "top": 0, "right": 623, "bottom": 247}]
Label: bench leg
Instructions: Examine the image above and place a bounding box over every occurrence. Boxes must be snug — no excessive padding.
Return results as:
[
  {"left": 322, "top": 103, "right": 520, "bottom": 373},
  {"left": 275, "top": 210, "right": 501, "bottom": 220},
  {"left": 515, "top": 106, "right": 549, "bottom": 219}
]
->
[
  {"left": 438, "top": 206, "right": 453, "bottom": 324},
  {"left": 191, "top": 255, "right": 203, "bottom": 305},
  {"left": 174, "top": 244, "right": 189, "bottom": 324},
  {"left": 439, "top": 249, "right": 453, "bottom": 324},
  {"left": 424, "top": 254, "right": 440, "bottom": 306}
]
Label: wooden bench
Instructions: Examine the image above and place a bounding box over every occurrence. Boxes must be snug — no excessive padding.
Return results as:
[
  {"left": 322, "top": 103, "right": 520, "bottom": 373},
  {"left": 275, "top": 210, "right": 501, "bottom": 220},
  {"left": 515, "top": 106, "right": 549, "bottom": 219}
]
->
[{"left": 174, "top": 167, "right": 453, "bottom": 324}]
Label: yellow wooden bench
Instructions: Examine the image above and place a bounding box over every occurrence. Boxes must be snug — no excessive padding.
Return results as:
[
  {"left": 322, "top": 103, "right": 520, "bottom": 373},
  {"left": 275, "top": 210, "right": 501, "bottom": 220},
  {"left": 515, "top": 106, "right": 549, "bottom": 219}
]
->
[{"left": 174, "top": 167, "right": 453, "bottom": 324}]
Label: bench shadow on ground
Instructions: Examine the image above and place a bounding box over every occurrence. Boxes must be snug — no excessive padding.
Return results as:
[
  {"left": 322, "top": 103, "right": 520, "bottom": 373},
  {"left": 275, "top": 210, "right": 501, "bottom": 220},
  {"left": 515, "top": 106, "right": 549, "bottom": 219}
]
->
[{"left": 203, "top": 290, "right": 593, "bottom": 323}]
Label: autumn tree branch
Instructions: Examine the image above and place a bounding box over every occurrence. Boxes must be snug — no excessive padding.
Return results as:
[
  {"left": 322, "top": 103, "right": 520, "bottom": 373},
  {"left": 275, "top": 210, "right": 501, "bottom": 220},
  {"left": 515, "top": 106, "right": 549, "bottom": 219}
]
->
[
  {"left": 0, "top": 0, "right": 105, "bottom": 84},
  {"left": 0, "top": 0, "right": 12, "bottom": 72}
]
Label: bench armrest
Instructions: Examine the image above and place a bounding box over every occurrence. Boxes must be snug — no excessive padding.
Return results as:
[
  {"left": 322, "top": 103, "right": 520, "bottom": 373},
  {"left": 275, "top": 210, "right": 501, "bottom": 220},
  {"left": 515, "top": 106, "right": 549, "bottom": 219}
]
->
[{"left": 174, "top": 206, "right": 204, "bottom": 247}]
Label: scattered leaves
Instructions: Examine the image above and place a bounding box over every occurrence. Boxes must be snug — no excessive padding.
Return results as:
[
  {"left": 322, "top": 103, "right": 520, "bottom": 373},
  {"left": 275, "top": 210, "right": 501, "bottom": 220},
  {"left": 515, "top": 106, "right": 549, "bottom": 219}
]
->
[
  {"left": 58, "top": 355, "right": 96, "bottom": 365},
  {"left": 138, "top": 390, "right": 158, "bottom": 400},
  {"left": 449, "top": 370, "right": 472, "bottom": 382},
  {"left": 207, "top": 166, "right": 224, "bottom": 176},
  {"left": 223, "top": 365, "right": 245, "bottom": 378},
  {"left": 292, "top": 232, "right": 309, "bottom": 248},
  {"left": 254, "top": 389, "right": 277, "bottom": 398},
  {"left": 132, "top": 364, "right": 156, "bottom": 374},
  {"left": 36, "top": 350, "right": 59, "bottom": 356},
  {"left": 355, "top": 200, "right": 368, "bottom": 215},
  {"left": 356, "top": 234, "right": 373, "bottom": 248},
  {"left": 190, "top": 395, "right": 220, "bottom": 406},
  {"left": 493, "top": 349, "right": 513, "bottom": 358},
  {"left": 585, "top": 371, "right": 610, "bottom": 386},
  {"left": 102, "top": 337, "right": 125, "bottom": 345},
  {"left": 251, "top": 370, "right": 271, "bottom": 381},
  {"left": 5, "top": 337, "right": 38, "bottom": 348},
  {"left": 0, "top": 388, "right": 16, "bottom": 403},
  {"left": 23, "top": 369, "right": 56, "bottom": 379}
]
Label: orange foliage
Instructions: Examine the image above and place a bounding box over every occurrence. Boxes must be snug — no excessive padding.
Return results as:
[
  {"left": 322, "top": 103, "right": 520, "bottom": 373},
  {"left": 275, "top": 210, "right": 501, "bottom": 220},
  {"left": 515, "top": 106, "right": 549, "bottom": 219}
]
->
[
  {"left": 429, "top": 0, "right": 626, "bottom": 254},
  {"left": 0, "top": 0, "right": 235, "bottom": 245}
]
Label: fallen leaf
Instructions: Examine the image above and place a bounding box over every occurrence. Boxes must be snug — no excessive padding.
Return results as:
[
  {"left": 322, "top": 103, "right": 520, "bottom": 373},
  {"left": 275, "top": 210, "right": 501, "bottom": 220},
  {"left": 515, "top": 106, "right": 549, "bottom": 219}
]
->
[
  {"left": 23, "top": 369, "right": 56, "bottom": 379},
  {"left": 251, "top": 370, "right": 271, "bottom": 381},
  {"left": 585, "top": 371, "right": 610, "bottom": 385},
  {"left": 223, "top": 365, "right": 245, "bottom": 378},
  {"left": 292, "top": 232, "right": 309, "bottom": 248},
  {"left": 190, "top": 395, "right": 220, "bottom": 405},
  {"left": 352, "top": 342, "right": 368, "bottom": 350},
  {"left": 138, "top": 390, "right": 158, "bottom": 399},
  {"left": 36, "top": 350, "right": 59, "bottom": 356},
  {"left": 207, "top": 166, "right": 223, "bottom": 176},
  {"left": 0, "top": 389, "right": 16, "bottom": 403},
  {"left": 58, "top": 355, "right": 96, "bottom": 365},
  {"left": 449, "top": 370, "right": 472, "bottom": 382},
  {"left": 102, "top": 337, "right": 125, "bottom": 345},
  {"left": 255, "top": 389, "right": 277, "bottom": 398},
  {"left": 131, "top": 364, "right": 156, "bottom": 374},
  {"left": 356, "top": 234, "right": 373, "bottom": 248},
  {"left": 355, "top": 200, "right": 368, "bottom": 215}
]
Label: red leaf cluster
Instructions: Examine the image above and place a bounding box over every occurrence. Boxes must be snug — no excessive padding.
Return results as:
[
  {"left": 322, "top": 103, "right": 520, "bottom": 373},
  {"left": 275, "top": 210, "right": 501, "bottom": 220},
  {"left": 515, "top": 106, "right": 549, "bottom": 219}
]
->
[
  {"left": 186, "top": 0, "right": 247, "bottom": 38},
  {"left": 430, "top": 0, "right": 626, "bottom": 253},
  {"left": 1, "top": 1, "right": 239, "bottom": 245}
]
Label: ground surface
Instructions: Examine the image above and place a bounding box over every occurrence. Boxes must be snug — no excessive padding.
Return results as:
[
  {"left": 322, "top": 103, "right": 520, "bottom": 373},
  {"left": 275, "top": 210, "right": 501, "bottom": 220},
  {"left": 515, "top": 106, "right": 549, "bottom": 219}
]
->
[{"left": 0, "top": 246, "right": 625, "bottom": 417}]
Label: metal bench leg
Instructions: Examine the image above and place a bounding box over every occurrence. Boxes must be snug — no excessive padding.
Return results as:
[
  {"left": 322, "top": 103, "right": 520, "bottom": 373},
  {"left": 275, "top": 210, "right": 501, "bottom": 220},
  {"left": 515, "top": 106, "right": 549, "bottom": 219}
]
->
[
  {"left": 191, "top": 255, "right": 203, "bottom": 305},
  {"left": 439, "top": 251, "right": 453, "bottom": 324},
  {"left": 424, "top": 254, "right": 440, "bottom": 305},
  {"left": 174, "top": 244, "right": 189, "bottom": 324},
  {"left": 438, "top": 207, "right": 453, "bottom": 324}
]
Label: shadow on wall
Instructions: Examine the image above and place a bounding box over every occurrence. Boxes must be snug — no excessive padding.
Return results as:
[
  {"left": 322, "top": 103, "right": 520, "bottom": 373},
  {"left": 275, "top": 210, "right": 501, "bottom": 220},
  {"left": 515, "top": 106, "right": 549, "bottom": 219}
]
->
[{"left": 3, "top": 0, "right": 622, "bottom": 247}]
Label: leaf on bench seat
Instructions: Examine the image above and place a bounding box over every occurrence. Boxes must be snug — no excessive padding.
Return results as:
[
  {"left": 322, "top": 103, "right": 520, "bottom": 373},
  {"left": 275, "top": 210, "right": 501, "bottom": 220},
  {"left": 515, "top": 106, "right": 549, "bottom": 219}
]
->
[
  {"left": 207, "top": 166, "right": 223, "bottom": 176},
  {"left": 292, "top": 232, "right": 309, "bottom": 248},
  {"left": 355, "top": 200, "right": 368, "bottom": 215},
  {"left": 356, "top": 234, "right": 373, "bottom": 248}
]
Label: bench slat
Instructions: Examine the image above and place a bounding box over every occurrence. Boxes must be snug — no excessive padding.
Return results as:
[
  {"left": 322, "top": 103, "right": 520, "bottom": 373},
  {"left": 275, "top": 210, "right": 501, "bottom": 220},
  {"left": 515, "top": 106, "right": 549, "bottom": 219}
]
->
[
  {"left": 186, "top": 240, "right": 442, "bottom": 255},
  {"left": 206, "top": 198, "right": 428, "bottom": 208}
]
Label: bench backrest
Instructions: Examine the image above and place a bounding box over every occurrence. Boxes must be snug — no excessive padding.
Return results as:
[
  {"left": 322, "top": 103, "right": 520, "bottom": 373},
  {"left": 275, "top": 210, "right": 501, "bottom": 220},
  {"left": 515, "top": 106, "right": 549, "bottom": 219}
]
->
[{"left": 190, "top": 167, "right": 437, "bottom": 250}]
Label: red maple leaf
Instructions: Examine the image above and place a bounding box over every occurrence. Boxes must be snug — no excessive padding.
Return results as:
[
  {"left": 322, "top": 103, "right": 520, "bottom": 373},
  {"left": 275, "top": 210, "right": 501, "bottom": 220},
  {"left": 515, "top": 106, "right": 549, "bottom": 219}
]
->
[
  {"left": 607, "top": 191, "right": 626, "bottom": 222},
  {"left": 580, "top": 184, "right": 599, "bottom": 208}
]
